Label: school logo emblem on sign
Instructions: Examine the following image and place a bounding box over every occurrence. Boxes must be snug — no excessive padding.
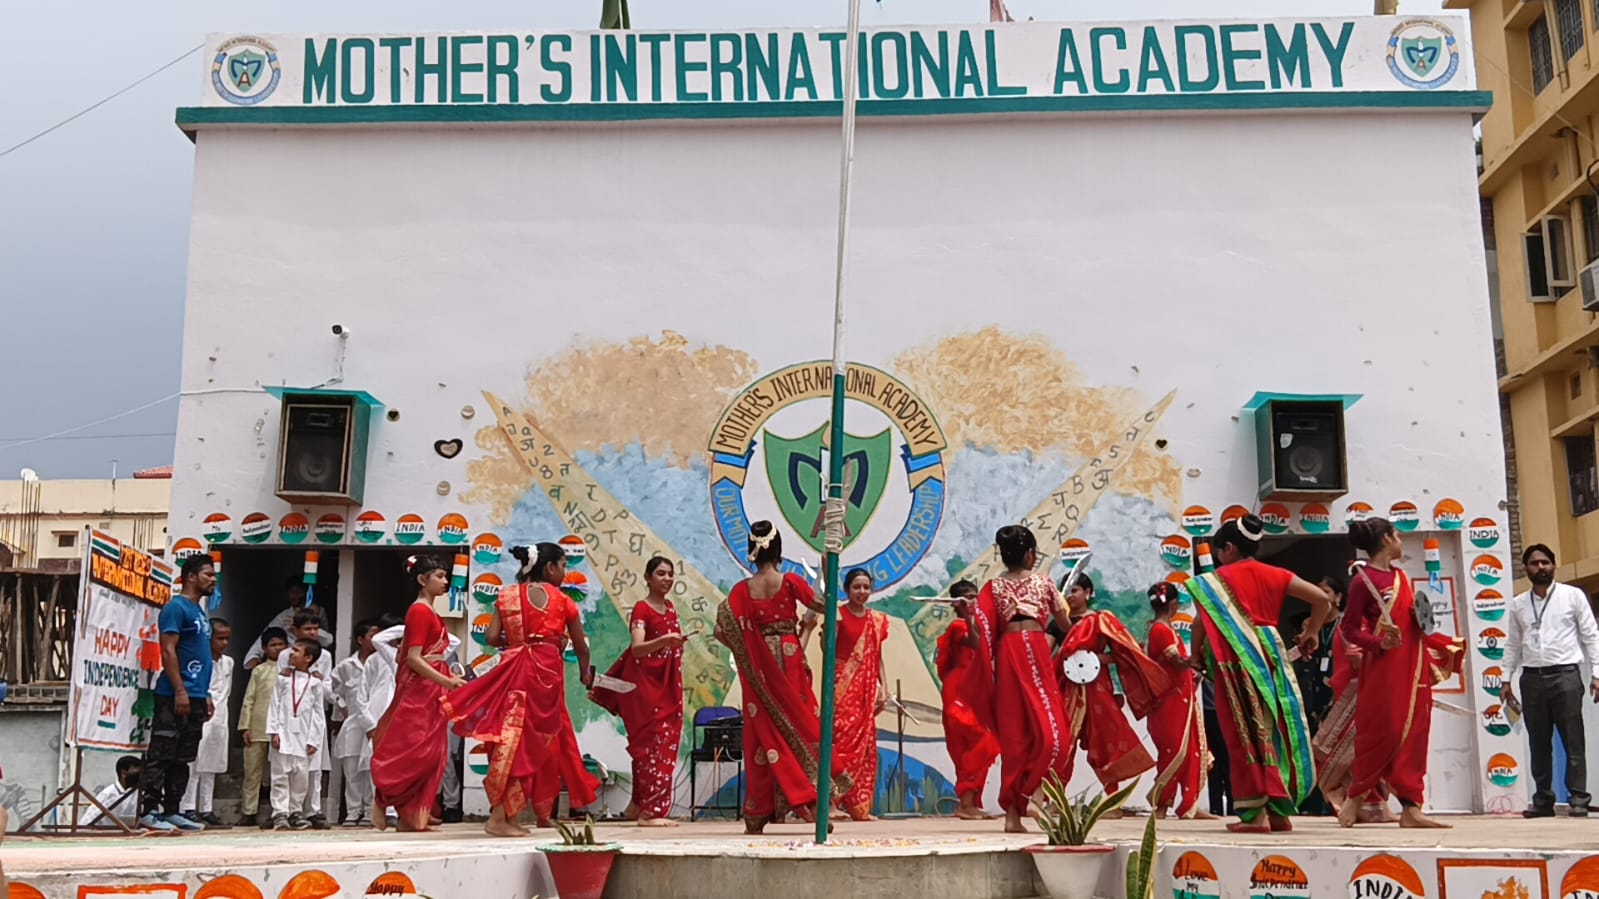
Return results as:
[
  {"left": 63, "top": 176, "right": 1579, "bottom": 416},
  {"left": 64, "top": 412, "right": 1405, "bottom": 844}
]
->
[
  {"left": 211, "top": 36, "right": 282, "bottom": 106},
  {"left": 1387, "top": 19, "right": 1460, "bottom": 91},
  {"left": 708, "top": 361, "right": 946, "bottom": 589}
]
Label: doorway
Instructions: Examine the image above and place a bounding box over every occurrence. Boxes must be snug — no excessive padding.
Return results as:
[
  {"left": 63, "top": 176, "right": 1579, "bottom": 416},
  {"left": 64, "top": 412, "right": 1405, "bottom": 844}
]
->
[{"left": 349, "top": 547, "right": 439, "bottom": 632}]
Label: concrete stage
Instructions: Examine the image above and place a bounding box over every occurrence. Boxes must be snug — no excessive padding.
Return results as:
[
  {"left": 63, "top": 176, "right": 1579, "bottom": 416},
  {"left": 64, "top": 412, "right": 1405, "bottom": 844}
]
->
[{"left": 5, "top": 814, "right": 1597, "bottom": 898}]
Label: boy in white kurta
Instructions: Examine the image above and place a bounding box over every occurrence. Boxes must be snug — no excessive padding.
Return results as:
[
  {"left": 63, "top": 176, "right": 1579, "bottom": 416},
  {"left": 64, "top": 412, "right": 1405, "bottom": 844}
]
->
[
  {"left": 182, "top": 619, "right": 233, "bottom": 826},
  {"left": 267, "top": 639, "right": 327, "bottom": 831},
  {"left": 276, "top": 609, "right": 333, "bottom": 828},
  {"left": 330, "top": 620, "right": 380, "bottom": 826}
]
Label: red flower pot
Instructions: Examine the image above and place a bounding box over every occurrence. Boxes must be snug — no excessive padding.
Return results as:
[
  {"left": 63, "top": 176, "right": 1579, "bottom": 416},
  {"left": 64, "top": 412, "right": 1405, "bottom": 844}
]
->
[{"left": 540, "top": 847, "right": 619, "bottom": 899}]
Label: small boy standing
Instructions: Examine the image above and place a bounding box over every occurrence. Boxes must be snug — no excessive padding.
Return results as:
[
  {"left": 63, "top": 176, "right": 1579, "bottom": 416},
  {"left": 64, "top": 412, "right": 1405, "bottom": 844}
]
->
[
  {"left": 267, "top": 638, "right": 327, "bottom": 830},
  {"left": 238, "top": 628, "right": 287, "bottom": 827},
  {"left": 183, "top": 618, "right": 233, "bottom": 827},
  {"left": 277, "top": 609, "right": 334, "bottom": 828}
]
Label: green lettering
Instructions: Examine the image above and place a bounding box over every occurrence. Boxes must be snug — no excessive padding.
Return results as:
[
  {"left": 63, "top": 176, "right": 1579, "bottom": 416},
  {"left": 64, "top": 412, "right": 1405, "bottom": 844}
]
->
[
  {"left": 640, "top": 34, "right": 669, "bottom": 102},
  {"left": 380, "top": 37, "right": 409, "bottom": 103},
  {"left": 589, "top": 34, "right": 602, "bottom": 101},
  {"left": 1051, "top": 29, "right": 1086, "bottom": 95},
  {"left": 1136, "top": 26, "right": 1174, "bottom": 93},
  {"left": 1089, "top": 27, "right": 1129, "bottom": 94},
  {"left": 541, "top": 34, "right": 572, "bottom": 102},
  {"left": 871, "top": 32, "right": 909, "bottom": 99},
  {"left": 305, "top": 38, "right": 337, "bottom": 105},
  {"left": 819, "top": 32, "right": 847, "bottom": 99},
  {"left": 746, "top": 33, "right": 780, "bottom": 101},
  {"left": 955, "top": 31, "right": 985, "bottom": 97},
  {"left": 675, "top": 33, "right": 709, "bottom": 102},
  {"left": 605, "top": 33, "right": 638, "bottom": 102},
  {"left": 1175, "top": 25, "right": 1219, "bottom": 92},
  {"left": 1311, "top": 21, "right": 1354, "bottom": 88},
  {"left": 340, "top": 38, "right": 375, "bottom": 104},
  {"left": 1264, "top": 23, "right": 1311, "bottom": 89},
  {"left": 486, "top": 35, "right": 518, "bottom": 102},
  {"left": 710, "top": 33, "right": 744, "bottom": 101},
  {"left": 451, "top": 35, "right": 485, "bottom": 103},
  {"left": 785, "top": 33, "right": 817, "bottom": 100},
  {"left": 1219, "top": 24, "right": 1263, "bottom": 91},
  {"left": 910, "top": 31, "right": 950, "bottom": 99},
  {"left": 985, "top": 29, "right": 1024, "bottom": 96},
  {"left": 415, "top": 36, "right": 447, "bottom": 103}
]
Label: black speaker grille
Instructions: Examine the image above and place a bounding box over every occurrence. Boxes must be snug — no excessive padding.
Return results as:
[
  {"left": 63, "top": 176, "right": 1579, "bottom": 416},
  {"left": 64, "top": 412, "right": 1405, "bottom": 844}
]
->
[
  {"left": 1271, "top": 405, "right": 1345, "bottom": 491},
  {"left": 282, "top": 403, "right": 350, "bottom": 494}
]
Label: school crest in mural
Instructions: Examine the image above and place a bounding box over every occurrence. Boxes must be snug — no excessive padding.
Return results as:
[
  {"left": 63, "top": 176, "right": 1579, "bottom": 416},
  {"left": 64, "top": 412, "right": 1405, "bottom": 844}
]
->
[{"left": 707, "top": 361, "right": 947, "bottom": 588}]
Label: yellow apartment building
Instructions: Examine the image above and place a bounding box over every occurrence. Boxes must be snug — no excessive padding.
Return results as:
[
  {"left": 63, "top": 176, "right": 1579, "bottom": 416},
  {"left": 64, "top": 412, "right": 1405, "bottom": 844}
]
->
[
  {"left": 1455, "top": 0, "right": 1599, "bottom": 590},
  {"left": 0, "top": 470, "right": 170, "bottom": 570}
]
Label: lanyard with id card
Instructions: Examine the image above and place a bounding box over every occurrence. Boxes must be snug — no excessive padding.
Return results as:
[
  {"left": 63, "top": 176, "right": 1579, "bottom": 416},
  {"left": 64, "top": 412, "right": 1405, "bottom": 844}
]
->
[{"left": 1532, "top": 591, "right": 1552, "bottom": 650}]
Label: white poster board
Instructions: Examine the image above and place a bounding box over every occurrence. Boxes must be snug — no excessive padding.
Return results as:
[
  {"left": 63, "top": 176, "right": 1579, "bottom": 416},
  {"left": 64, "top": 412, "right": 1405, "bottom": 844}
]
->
[{"left": 67, "top": 529, "right": 173, "bottom": 751}]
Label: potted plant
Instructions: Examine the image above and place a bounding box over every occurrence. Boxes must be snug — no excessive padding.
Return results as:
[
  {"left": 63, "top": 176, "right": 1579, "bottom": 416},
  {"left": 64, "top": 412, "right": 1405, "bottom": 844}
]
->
[
  {"left": 1124, "top": 812, "right": 1157, "bottom": 899},
  {"left": 1023, "top": 777, "right": 1136, "bottom": 899},
  {"left": 539, "top": 815, "right": 620, "bottom": 899}
]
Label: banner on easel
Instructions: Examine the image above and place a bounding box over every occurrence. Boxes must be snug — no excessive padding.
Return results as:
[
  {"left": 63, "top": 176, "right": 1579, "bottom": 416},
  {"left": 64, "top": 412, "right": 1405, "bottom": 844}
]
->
[{"left": 68, "top": 529, "right": 173, "bottom": 751}]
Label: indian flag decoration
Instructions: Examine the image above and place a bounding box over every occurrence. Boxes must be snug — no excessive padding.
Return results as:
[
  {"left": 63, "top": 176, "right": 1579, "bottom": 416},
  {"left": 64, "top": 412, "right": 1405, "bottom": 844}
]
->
[
  {"left": 472, "top": 572, "right": 502, "bottom": 605},
  {"left": 1471, "top": 554, "right": 1505, "bottom": 586},
  {"left": 1561, "top": 855, "right": 1599, "bottom": 898},
  {"left": 1424, "top": 538, "right": 1442, "bottom": 593},
  {"left": 210, "top": 550, "right": 224, "bottom": 612},
  {"left": 1159, "top": 535, "right": 1191, "bottom": 569},
  {"left": 1171, "top": 851, "right": 1220, "bottom": 899},
  {"left": 1433, "top": 498, "right": 1465, "bottom": 530},
  {"left": 1259, "top": 502, "right": 1291, "bottom": 535},
  {"left": 1219, "top": 504, "right": 1248, "bottom": 526},
  {"left": 171, "top": 537, "right": 205, "bottom": 568},
  {"left": 470, "top": 612, "right": 494, "bottom": 646},
  {"left": 1348, "top": 854, "right": 1426, "bottom": 899},
  {"left": 395, "top": 514, "right": 427, "bottom": 546},
  {"left": 1180, "top": 506, "right": 1213, "bottom": 537},
  {"left": 279, "top": 513, "right": 310, "bottom": 544},
  {"left": 1195, "top": 540, "right": 1214, "bottom": 574},
  {"left": 563, "top": 570, "right": 594, "bottom": 605},
  {"left": 1389, "top": 500, "right": 1420, "bottom": 532},
  {"left": 445, "top": 553, "right": 469, "bottom": 616},
  {"left": 202, "top": 512, "right": 232, "bottom": 544},
  {"left": 1172, "top": 610, "right": 1194, "bottom": 647},
  {"left": 315, "top": 513, "right": 346, "bottom": 544},
  {"left": 468, "top": 741, "right": 491, "bottom": 777},
  {"left": 438, "top": 513, "right": 470, "bottom": 545},
  {"left": 1477, "top": 626, "right": 1507, "bottom": 660},
  {"left": 274, "top": 870, "right": 345, "bottom": 899},
  {"left": 1473, "top": 589, "right": 1506, "bottom": 622},
  {"left": 559, "top": 534, "right": 588, "bottom": 567},
  {"left": 302, "top": 550, "right": 319, "bottom": 607},
  {"left": 1059, "top": 537, "right": 1090, "bottom": 565},
  {"left": 1486, "top": 752, "right": 1519, "bottom": 788},
  {"left": 1344, "top": 501, "right": 1373, "bottom": 527},
  {"left": 354, "top": 511, "right": 387, "bottom": 544},
  {"left": 473, "top": 532, "right": 503, "bottom": 566},
  {"left": 1247, "top": 855, "right": 1309, "bottom": 899},
  {"left": 1299, "top": 503, "right": 1330, "bottom": 534},
  {"left": 1164, "top": 571, "right": 1190, "bottom": 586},
  {"left": 1482, "top": 703, "right": 1512, "bottom": 737},
  {"left": 1481, "top": 665, "right": 1505, "bottom": 698},
  {"left": 240, "top": 512, "right": 273, "bottom": 544},
  {"left": 1468, "top": 517, "right": 1502, "bottom": 549},
  {"left": 365, "top": 873, "right": 424, "bottom": 899}
]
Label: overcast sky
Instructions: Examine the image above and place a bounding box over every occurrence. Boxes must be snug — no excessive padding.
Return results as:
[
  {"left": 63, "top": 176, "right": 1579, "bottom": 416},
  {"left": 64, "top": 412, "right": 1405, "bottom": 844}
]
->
[{"left": 0, "top": 0, "right": 1451, "bottom": 479}]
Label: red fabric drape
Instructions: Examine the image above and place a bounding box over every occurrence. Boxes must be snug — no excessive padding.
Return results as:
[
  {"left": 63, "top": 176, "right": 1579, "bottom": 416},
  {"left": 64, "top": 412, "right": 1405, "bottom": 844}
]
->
[
  {"left": 936, "top": 619, "right": 999, "bottom": 798},
  {"left": 370, "top": 601, "right": 451, "bottom": 830},
  {"left": 1058, "top": 611, "right": 1164, "bottom": 790}
]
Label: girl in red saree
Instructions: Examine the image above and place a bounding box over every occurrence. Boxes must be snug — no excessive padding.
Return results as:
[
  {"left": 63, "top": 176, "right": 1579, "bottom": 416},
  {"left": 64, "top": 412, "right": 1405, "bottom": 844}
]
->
[
  {"left": 1144, "top": 582, "right": 1210, "bottom": 820},
  {"left": 370, "top": 555, "right": 466, "bottom": 832},
  {"left": 591, "top": 556, "right": 686, "bottom": 827},
  {"left": 713, "top": 520, "right": 848, "bottom": 834},
  {"left": 1338, "top": 518, "right": 1461, "bottom": 829},
  {"left": 443, "top": 543, "right": 598, "bottom": 836},
  {"left": 834, "top": 568, "right": 890, "bottom": 821},
  {"left": 965, "top": 525, "right": 1076, "bottom": 833},
  {"left": 1185, "top": 514, "right": 1332, "bottom": 834},
  {"left": 937, "top": 579, "right": 998, "bottom": 820}
]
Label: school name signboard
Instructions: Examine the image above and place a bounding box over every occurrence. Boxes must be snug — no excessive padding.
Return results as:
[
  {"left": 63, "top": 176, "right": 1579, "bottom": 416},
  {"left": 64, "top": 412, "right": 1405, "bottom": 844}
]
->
[{"left": 197, "top": 17, "right": 1474, "bottom": 111}]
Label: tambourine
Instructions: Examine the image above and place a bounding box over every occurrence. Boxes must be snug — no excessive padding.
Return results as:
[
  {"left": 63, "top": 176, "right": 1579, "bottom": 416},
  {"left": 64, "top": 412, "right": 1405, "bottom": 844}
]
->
[
  {"left": 1063, "top": 649, "right": 1102, "bottom": 685},
  {"left": 1413, "top": 588, "right": 1438, "bottom": 636}
]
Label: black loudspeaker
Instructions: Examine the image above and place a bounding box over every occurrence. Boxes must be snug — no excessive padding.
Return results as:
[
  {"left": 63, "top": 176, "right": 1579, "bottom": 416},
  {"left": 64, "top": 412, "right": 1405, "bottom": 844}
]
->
[
  {"left": 276, "top": 396, "right": 369, "bottom": 504},
  {"left": 1254, "top": 399, "right": 1348, "bottom": 501}
]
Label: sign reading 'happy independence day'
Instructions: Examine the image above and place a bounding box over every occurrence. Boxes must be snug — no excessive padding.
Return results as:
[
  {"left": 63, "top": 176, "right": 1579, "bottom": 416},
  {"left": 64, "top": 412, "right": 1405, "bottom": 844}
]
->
[{"left": 200, "top": 17, "right": 1473, "bottom": 109}]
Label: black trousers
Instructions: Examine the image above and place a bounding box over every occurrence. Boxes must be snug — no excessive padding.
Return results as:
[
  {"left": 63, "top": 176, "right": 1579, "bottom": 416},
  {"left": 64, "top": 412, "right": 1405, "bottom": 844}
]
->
[
  {"left": 139, "top": 694, "right": 210, "bottom": 817},
  {"left": 1204, "top": 704, "right": 1232, "bottom": 816},
  {"left": 1522, "top": 665, "right": 1589, "bottom": 810}
]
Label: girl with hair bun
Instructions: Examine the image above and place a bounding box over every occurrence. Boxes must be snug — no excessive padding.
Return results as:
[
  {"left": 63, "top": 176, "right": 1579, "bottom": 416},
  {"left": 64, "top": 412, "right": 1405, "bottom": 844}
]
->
[
  {"left": 444, "top": 542, "right": 599, "bottom": 835},
  {"left": 1185, "top": 513, "right": 1334, "bottom": 834},
  {"left": 370, "top": 555, "right": 467, "bottom": 832},
  {"left": 962, "top": 525, "right": 1076, "bottom": 833},
  {"left": 1335, "top": 518, "right": 1461, "bottom": 829},
  {"left": 1145, "top": 582, "right": 1210, "bottom": 820},
  {"left": 712, "top": 521, "right": 847, "bottom": 834}
]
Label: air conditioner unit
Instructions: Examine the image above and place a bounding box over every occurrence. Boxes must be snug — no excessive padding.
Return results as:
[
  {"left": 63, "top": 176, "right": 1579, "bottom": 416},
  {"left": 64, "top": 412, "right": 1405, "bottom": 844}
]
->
[{"left": 1582, "top": 259, "right": 1599, "bottom": 311}]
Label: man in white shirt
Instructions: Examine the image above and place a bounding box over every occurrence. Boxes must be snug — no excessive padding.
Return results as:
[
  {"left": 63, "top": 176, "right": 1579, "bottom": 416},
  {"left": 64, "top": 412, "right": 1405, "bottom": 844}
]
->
[
  {"left": 243, "top": 577, "right": 333, "bottom": 669},
  {"left": 78, "top": 756, "right": 143, "bottom": 827},
  {"left": 1500, "top": 543, "right": 1599, "bottom": 818}
]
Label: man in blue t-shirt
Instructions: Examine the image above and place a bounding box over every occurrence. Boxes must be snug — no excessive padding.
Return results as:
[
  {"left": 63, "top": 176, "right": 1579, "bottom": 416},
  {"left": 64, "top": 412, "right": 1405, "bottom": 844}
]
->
[{"left": 138, "top": 555, "right": 217, "bottom": 832}]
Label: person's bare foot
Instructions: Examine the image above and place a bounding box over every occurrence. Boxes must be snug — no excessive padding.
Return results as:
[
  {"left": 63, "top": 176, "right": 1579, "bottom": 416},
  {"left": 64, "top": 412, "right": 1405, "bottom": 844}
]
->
[
  {"left": 1101, "top": 808, "right": 1125, "bottom": 819},
  {"left": 1004, "top": 810, "right": 1028, "bottom": 833},
  {"left": 1153, "top": 808, "right": 1169, "bottom": 820},
  {"left": 638, "top": 817, "right": 678, "bottom": 827},
  {"left": 1226, "top": 819, "right": 1270, "bottom": 834},
  {"left": 485, "top": 819, "right": 526, "bottom": 837},
  {"left": 1322, "top": 787, "right": 1347, "bottom": 810},
  {"left": 851, "top": 813, "right": 878, "bottom": 822},
  {"left": 1193, "top": 809, "right": 1218, "bottom": 820},
  {"left": 623, "top": 802, "right": 640, "bottom": 822},
  {"left": 954, "top": 807, "right": 991, "bottom": 820},
  {"left": 371, "top": 802, "right": 388, "bottom": 831},
  {"left": 1268, "top": 814, "right": 1293, "bottom": 832},
  {"left": 1399, "top": 806, "right": 1450, "bottom": 829},
  {"left": 1337, "top": 795, "right": 1361, "bottom": 829}
]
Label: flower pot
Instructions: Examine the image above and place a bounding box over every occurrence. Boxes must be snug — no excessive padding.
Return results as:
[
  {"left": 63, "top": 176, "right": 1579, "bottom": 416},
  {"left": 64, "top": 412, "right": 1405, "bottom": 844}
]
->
[
  {"left": 1024, "top": 844, "right": 1115, "bottom": 899},
  {"left": 540, "top": 845, "right": 619, "bottom": 899}
]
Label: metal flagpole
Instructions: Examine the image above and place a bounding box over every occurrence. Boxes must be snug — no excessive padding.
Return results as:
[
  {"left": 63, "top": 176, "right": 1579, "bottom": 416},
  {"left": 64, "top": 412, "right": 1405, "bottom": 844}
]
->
[{"left": 815, "top": 0, "right": 865, "bottom": 845}]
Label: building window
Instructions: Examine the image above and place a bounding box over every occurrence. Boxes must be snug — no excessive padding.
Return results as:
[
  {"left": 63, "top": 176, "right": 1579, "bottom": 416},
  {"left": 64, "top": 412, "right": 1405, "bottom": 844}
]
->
[
  {"left": 1568, "top": 434, "right": 1599, "bottom": 516},
  {"left": 1546, "top": 215, "right": 1577, "bottom": 288},
  {"left": 1527, "top": 231, "right": 1554, "bottom": 300},
  {"left": 1584, "top": 195, "right": 1599, "bottom": 265},
  {"left": 1557, "top": 0, "right": 1586, "bottom": 60},
  {"left": 1574, "top": 372, "right": 1584, "bottom": 399},
  {"left": 54, "top": 532, "right": 76, "bottom": 549},
  {"left": 1532, "top": 16, "right": 1556, "bottom": 93}
]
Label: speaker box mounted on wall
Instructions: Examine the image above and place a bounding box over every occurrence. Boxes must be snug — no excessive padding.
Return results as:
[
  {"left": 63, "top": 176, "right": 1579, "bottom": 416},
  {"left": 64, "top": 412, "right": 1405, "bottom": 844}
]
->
[
  {"left": 267, "top": 388, "right": 380, "bottom": 505},
  {"left": 1248, "top": 393, "right": 1358, "bottom": 503}
]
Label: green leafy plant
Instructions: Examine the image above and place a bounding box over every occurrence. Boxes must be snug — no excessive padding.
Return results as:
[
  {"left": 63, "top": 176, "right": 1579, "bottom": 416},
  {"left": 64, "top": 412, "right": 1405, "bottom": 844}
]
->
[
  {"left": 1032, "top": 776, "right": 1136, "bottom": 846},
  {"left": 554, "top": 815, "right": 600, "bottom": 846},
  {"left": 1124, "top": 811, "right": 1158, "bottom": 899}
]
